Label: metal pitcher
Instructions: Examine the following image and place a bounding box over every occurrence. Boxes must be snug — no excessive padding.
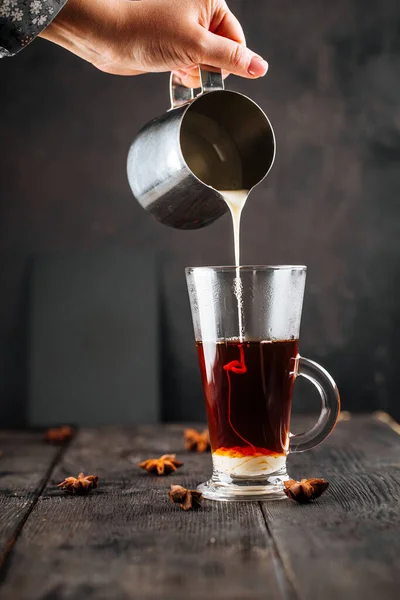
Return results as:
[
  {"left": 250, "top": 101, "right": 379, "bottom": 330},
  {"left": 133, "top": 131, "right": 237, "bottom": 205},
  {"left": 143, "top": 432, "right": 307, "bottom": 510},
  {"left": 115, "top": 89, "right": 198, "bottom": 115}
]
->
[{"left": 127, "top": 69, "right": 276, "bottom": 229}]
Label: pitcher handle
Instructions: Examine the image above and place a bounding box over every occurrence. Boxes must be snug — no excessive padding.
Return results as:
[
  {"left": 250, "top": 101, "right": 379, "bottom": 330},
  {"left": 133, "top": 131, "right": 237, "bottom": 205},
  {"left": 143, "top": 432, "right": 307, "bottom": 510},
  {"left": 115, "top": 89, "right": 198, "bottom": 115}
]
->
[
  {"left": 289, "top": 357, "right": 340, "bottom": 453},
  {"left": 170, "top": 67, "right": 224, "bottom": 109},
  {"left": 200, "top": 69, "right": 224, "bottom": 93}
]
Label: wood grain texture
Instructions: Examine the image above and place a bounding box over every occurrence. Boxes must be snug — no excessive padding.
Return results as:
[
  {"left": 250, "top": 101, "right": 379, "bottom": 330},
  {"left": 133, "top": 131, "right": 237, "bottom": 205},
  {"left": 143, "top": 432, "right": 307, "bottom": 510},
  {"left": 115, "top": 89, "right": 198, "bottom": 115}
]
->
[
  {"left": 272, "top": 414, "right": 400, "bottom": 600},
  {"left": 0, "top": 425, "right": 286, "bottom": 600},
  {"left": 0, "top": 430, "right": 67, "bottom": 568},
  {"left": 0, "top": 416, "right": 399, "bottom": 600}
]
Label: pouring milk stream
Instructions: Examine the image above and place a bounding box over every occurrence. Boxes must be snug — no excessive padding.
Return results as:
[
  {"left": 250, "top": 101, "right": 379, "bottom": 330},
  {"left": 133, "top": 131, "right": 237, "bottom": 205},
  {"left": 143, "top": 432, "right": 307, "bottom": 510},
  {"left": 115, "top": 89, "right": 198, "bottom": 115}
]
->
[{"left": 218, "top": 190, "right": 249, "bottom": 341}]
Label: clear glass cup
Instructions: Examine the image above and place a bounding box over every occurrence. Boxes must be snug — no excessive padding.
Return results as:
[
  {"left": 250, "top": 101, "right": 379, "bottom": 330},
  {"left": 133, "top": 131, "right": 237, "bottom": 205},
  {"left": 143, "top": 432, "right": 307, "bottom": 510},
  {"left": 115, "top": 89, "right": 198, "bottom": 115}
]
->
[{"left": 186, "top": 266, "right": 340, "bottom": 501}]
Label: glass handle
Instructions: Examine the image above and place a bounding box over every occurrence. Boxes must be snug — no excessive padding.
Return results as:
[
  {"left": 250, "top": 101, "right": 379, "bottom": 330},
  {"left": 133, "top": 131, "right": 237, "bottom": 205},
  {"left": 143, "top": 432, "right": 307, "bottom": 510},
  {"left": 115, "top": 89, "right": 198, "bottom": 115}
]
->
[{"left": 289, "top": 357, "right": 340, "bottom": 453}]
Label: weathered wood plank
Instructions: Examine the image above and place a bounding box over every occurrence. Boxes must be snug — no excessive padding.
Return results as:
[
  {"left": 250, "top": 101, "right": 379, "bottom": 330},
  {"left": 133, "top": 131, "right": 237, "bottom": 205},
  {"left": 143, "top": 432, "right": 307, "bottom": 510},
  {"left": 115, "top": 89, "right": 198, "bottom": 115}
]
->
[
  {"left": 1, "top": 416, "right": 399, "bottom": 600},
  {"left": 0, "top": 430, "right": 65, "bottom": 564},
  {"left": 265, "top": 414, "right": 400, "bottom": 600},
  {"left": 0, "top": 426, "right": 287, "bottom": 600}
]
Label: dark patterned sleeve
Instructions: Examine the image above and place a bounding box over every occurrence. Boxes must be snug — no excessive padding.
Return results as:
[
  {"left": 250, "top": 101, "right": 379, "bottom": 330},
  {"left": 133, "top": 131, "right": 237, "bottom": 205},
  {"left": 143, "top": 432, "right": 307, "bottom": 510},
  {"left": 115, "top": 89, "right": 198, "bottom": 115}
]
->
[{"left": 0, "top": 0, "right": 68, "bottom": 57}]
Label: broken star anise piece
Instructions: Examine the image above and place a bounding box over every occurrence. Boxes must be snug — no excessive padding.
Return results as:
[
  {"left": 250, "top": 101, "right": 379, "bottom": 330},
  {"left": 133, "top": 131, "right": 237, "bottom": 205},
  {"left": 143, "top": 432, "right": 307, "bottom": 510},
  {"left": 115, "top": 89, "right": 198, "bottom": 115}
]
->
[
  {"left": 169, "top": 484, "right": 203, "bottom": 511},
  {"left": 58, "top": 472, "right": 99, "bottom": 495},
  {"left": 284, "top": 478, "right": 329, "bottom": 504},
  {"left": 184, "top": 428, "right": 211, "bottom": 453},
  {"left": 44, "top": 425, "right": 73, "bottom": 444},
  {"left": 138, "top": 454, "right": 183, "bottom": 476}
]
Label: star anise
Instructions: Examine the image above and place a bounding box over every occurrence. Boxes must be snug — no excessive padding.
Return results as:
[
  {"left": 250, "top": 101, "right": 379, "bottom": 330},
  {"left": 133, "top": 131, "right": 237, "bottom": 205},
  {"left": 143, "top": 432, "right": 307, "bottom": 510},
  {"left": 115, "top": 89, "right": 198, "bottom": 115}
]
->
[
  {"left": 184, "top": 428, "right": 211, "bottom": 453},
  {"left": 44, "top": 426, "right": 73, "bottom": 444},
  {"left": 58, "top": 472, "right": 99, "bottom": 494},
  {"left": 284, "top": 478, "right": 329, "bottom": 503},
  {"left": 169, "top": 484, "right": 203, "bottom": 510},
  {"left": 138, "top": 454, "right": 183, "bottom": 476}
]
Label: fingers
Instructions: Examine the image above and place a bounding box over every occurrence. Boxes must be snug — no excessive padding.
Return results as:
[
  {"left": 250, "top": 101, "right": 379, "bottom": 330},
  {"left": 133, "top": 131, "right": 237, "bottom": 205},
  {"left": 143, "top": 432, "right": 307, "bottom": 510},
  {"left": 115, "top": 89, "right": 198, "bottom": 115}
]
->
[
  {"left": 176, "top": 73, "right": 200, "bottom": 89},
  {"left": 173, "top": 69, "right": 199, "bottom": 89},
  {"left": 195, "top": 28, "right": 268, "bottom": 79},
  {"left": 173, "top": 65, "right": 201, "bottom": 89},
  {"left": 211, "top": 8, "right": 246, "bottom": 46},
  {"left": 177, "top": 5, "right": 254, "bottom": 88}
]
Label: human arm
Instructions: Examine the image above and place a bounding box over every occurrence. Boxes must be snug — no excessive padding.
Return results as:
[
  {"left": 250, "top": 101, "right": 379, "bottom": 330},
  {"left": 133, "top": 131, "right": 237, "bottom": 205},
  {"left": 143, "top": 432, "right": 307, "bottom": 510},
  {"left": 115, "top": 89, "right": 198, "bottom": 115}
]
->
[
  {"left": 1, "top": 0, "right": 268, "bottom": 86},
  {"left": 39, "top": 0, "right": 268, "bottom": 85}
]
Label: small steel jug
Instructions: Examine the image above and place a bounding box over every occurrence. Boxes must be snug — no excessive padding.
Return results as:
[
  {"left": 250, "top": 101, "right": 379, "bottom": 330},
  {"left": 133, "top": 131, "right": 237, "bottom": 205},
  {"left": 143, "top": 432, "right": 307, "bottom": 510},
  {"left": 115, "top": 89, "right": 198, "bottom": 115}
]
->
[{"left": 127, "top": 69, "right": 275, "bottom": 229}]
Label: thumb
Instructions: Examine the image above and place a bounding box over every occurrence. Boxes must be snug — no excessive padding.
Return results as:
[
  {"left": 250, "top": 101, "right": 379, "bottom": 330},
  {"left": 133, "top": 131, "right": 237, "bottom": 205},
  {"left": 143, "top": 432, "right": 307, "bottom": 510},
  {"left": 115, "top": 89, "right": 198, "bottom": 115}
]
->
[{"left": 197, "top": 30, "right": 268, "bottom": 79}]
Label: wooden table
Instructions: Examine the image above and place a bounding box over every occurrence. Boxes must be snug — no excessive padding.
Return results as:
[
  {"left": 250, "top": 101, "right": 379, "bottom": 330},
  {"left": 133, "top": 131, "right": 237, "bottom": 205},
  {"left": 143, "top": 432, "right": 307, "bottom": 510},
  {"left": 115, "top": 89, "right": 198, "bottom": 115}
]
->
[{"left": 0, "top": 414, "right": 399, "bottom": 600}]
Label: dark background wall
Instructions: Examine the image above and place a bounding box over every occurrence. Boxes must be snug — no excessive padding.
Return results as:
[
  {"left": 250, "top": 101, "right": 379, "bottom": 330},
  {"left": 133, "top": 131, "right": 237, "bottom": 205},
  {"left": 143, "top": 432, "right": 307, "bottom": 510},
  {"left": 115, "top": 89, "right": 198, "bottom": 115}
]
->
[{"left": 1, "top": 0, "right": 400, "bottom": 425}]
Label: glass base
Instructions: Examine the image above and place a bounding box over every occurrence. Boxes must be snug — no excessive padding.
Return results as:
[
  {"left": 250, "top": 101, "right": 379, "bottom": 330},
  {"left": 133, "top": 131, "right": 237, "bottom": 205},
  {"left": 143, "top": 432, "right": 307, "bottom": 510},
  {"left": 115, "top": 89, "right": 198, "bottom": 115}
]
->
[{"left": 198, "top": 470, "right": 290, "bottom": 502}]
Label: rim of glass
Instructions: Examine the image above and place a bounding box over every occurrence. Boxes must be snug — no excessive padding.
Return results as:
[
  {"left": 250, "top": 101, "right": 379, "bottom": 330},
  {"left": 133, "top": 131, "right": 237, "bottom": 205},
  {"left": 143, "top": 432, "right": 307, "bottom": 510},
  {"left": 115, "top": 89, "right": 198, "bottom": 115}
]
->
[{"left": 185, "top": 265, "right": 307, "bottom": 273}]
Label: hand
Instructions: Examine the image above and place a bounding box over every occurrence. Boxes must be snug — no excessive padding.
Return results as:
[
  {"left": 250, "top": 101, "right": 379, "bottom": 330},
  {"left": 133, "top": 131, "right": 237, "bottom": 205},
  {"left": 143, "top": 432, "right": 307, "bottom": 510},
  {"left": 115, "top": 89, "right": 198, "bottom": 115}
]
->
[{"left": 40, "top": 0, "right": 268, "bottom": 86}]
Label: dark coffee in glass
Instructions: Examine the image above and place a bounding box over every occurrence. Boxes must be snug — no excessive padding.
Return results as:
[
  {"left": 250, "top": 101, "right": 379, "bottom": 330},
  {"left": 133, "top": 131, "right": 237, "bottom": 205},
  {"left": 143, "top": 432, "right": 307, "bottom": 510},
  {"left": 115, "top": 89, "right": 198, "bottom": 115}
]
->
[
  {"left": 186, "top": 266, "right": 340, "bottom": 501},
  {"left": 197, "top": 340, "right": 298, "bottom": 459}
]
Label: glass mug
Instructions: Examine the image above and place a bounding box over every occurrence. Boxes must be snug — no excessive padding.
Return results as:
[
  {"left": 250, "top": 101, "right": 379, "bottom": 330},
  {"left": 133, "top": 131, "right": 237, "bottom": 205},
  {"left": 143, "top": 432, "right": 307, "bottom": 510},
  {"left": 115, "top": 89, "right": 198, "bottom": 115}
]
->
[{"left": 186, "top": 266, "right": 340, "bottom": 501}]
